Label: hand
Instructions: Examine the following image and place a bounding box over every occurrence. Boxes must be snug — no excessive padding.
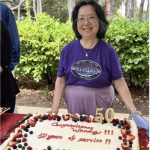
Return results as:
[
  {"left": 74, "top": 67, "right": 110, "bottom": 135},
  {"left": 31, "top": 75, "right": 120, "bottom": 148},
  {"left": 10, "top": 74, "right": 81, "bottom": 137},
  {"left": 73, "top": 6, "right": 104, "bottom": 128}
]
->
[
  {"left": 130, "top": 109, "right": 142, "bottom": 116},
  {"left": 47, "top": 108, "right": 58, "bottom": 114}
]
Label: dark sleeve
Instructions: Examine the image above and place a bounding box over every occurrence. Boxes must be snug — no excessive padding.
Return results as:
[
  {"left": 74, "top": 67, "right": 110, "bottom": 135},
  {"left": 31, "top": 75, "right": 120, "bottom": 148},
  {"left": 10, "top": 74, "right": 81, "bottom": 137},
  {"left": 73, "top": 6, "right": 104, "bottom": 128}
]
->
[
  {"left": 0, "top": 4, "right": 20, "bottom": 70},
  {"left": 0, "top": 20, "right": 11, "bottom": 69},
  {"left": 0, "top": 20, "right": 20, "bottom": 102}
]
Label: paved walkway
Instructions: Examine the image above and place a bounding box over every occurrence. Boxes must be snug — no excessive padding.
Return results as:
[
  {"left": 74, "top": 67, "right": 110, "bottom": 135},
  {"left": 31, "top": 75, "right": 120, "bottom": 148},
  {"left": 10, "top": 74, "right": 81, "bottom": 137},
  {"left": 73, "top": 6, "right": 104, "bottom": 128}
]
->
[
  {"left": 17, "top": 106, "right": 67, "bottom": 114},
  {"left": 16, "top": 106, "right": 130, "bottom": 119}
]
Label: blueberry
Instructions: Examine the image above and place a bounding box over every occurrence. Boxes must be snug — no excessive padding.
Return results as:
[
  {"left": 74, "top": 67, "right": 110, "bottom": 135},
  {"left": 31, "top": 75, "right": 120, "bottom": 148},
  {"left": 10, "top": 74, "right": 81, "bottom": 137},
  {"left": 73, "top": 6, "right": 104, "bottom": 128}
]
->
[
  {"left": 118, "top": 136, "right": 122, "bottom": 140},
  {"left": 22, "top": 146, "right": 25, "bottom": 150},
  {"left": 47, "top": 146, "right": 52, "bottom": 150},
  {"left": 24, "top": 128, "right": 29, "bottom": 132},
  {"left": 29, "top": 131, "right": 33, "bottom": 134},
  {"left": 17, "top": 139, "right": 21, "bottom": 143},
  {"left": 24, "top": 133, "right": 28, "bottom": 137},
  {"left": 18, "top": 144, "right": 22, "bottom": 148},
  {"left": 26, "top": 124, "right": 30, "bottom": 128},
  {"left": 24, "top": 143, "right": 28, "bottom": 146},
  {"left": 102, "top": 119, "right": 107, "bottom": 124},
  {"left": 13, "top": 145, "right": 17, "bottom": 149},
  {"left": 57, "top": 116, "right": 61, "bottom": 121},
  {"left": 113, "top": 122, "right": 117, "bottom": 126}
]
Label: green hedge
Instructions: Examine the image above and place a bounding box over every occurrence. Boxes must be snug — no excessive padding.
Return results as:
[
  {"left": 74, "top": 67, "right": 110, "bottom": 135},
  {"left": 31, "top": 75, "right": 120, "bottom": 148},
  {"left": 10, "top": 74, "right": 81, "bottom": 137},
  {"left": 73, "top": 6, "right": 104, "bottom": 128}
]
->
[
  {"left": 16, "top": 13, "right": 148, "bottom": 87},
  {"left": 105, "top": 15, "right": 149, "bottom": 87},
  {"left": 16, "top": 13, "right": 75, "bottom": 82}
]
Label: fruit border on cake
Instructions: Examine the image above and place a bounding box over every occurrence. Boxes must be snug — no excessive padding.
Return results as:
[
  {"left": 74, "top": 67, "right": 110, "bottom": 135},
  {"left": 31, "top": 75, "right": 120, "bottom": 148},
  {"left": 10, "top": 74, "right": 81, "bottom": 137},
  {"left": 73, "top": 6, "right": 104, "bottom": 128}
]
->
[{"left": 3, "top": 112, "right": 137, "bottom": 150}]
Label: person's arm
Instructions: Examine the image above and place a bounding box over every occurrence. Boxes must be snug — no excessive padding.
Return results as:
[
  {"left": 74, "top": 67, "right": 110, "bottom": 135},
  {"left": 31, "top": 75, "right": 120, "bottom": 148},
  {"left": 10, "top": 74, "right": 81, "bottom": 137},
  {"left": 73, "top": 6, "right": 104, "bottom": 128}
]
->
[
  {"left": 113, "top": 77, "right": 142, "bottom": 114},
  {"left": 3, "top": 5, "right": 20, "bottom": 71},
  {"left": 51, "top": 76, "right": 66, "bottom": 114}
]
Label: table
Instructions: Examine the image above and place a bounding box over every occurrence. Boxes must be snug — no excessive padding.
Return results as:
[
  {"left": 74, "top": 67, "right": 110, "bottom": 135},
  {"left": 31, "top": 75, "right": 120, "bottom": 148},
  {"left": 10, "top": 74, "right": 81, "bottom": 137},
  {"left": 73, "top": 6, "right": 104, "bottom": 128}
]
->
[
  {"left": 0, "top": 113, "right": 26, "bottom": 144},
  {"left": 0, "top": 113, "right": 149, "bottom": 150}
]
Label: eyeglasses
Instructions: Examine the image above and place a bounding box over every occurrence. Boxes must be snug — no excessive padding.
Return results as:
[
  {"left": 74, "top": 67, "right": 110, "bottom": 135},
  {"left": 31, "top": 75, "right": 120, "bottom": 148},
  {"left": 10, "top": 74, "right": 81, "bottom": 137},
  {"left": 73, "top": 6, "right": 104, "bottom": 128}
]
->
[{"left": 77, "top": 15, "right": 98, "bottom": 24}]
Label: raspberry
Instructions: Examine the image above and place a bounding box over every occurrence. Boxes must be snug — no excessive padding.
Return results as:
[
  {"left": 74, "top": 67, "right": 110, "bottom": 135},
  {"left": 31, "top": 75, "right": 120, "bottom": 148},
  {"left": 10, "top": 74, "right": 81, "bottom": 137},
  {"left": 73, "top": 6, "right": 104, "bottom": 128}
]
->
[
  {"left": 22, "top": 137, "right": 27, "bottom": 142},
  {"left": 27, "top": 146, "right": 32, "bottom": 150}
]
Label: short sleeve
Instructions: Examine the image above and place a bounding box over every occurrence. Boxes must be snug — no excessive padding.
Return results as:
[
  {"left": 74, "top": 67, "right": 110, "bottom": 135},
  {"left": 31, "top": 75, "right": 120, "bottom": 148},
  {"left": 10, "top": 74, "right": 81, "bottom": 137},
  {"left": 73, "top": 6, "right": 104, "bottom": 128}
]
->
[
  {"left": 109, "top": 49, "right": 123, "bottom": 80},
  {"left": 57, "top": 48, "right": 66, "bottom": 77}
]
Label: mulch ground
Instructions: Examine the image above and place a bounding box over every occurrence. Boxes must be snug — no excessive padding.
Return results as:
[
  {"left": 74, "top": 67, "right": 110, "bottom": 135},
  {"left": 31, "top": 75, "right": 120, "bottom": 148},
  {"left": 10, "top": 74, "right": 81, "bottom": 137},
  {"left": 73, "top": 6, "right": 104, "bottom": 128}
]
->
[{"left": 16, "top": 78, "right": 149, "bottom": 115}]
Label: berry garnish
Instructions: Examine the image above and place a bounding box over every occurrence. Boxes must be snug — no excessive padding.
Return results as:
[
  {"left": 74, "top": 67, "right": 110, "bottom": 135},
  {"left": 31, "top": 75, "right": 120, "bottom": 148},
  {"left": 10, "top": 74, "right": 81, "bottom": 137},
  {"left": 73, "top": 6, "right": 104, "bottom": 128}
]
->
[
  {"left": 56, "top": 116, "right": 61, "bottom": 121},
  {"left": 13, "top": 131, "right": 23, "bottom": 138},
  {"left": 24, "top": 142, "right": 28, "bottom": 146},
  {"left": 29, "top": 131, "right": 33, "bottom": 134},
  {"left": 27, "top": 146, "right": 32, "bottom": 150},
  {"left": 28, "top": 119, "right": 36, "bottom": 127},
  {"left": 62, "top": 115, "right": 70, "bottom": 121},
  {"left": 126, "top": 134, "right": 135, "bottom": 141},
  {"left": 8, "top": 141, "right": 17, "bottom": 147},
  {"left": 24, "top": 133, "right": 28, "bottom": 137},
  {"left": 47, "top": 146, "right": 52, "bottom": 150},
  {"left": 22, "top": 137, "right": 27, "bottom": 142},
  {"left": 121, "top": 128, "right": 127, "bottom": 135},
  {"left": 18, "top": 144, "right": 22, "bottom": 148}
]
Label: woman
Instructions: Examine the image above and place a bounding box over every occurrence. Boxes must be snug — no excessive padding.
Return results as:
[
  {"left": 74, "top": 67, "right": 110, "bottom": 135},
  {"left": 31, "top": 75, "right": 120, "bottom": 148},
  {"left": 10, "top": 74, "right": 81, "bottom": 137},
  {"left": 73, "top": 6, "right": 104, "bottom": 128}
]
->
[
  {"left": 0, "top": 20, "right": 20, "bottom": 113},
  {"left": 51, "top": 0, "right": 141, "bottom": 116}
]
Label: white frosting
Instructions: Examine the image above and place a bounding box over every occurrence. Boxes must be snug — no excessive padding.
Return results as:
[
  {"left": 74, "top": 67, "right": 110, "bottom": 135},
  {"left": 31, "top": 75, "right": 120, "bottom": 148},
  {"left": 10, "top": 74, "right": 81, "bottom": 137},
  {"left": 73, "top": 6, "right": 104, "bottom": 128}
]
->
[{"left": 1, "top": 114, "right": 139, "bottom": 150}]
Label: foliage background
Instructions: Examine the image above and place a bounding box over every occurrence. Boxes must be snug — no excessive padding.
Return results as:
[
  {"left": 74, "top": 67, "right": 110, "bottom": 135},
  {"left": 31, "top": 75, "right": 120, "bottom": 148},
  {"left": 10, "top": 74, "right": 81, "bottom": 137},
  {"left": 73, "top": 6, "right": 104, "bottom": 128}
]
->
[{"left": 15, "top": 13, "right": 149, "bottom": 87}]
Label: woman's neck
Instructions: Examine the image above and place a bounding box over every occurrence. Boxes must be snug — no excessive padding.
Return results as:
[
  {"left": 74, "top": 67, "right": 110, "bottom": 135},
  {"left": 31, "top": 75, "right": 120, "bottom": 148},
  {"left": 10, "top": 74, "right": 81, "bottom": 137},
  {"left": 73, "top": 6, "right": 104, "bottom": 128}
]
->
[{"left": 80, "top": 38, "right": 99, "bottom": 49}]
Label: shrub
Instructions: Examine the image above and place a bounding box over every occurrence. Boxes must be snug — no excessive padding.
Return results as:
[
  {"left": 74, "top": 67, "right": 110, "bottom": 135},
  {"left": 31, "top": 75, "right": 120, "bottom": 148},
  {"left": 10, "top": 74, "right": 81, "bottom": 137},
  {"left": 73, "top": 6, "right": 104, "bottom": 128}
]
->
[
  {"left": 16, "top": 14, "right": 148, "bottom": 87},
  {"left": 16, "top": 13, "right": 75, "bottom": 82},
  {"left": 105, "top": 15, "right": 149, "bottom": 87}
]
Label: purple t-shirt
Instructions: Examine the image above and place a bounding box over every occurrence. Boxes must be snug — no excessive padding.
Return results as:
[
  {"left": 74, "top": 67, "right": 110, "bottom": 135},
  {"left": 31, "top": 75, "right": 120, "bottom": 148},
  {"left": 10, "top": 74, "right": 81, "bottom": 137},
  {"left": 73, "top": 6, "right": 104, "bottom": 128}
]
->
[{"left": 57, "top": 39, "right": 122, "bottom": 88}]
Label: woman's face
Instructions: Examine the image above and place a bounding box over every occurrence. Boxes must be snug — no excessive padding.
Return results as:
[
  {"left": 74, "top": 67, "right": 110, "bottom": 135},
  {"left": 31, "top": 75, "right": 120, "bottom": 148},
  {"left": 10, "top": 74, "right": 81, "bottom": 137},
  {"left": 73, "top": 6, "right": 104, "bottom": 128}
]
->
[{"left": 77, "top": 5, "right": 100, "bottom": 39}]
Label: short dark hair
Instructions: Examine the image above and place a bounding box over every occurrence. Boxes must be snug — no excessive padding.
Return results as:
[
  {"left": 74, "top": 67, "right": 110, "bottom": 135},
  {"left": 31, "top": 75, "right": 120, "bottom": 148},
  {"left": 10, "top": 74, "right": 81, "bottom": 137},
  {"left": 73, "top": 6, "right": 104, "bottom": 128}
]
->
[{"left": 72, "top": 0, "right": 109, "bottom": 39}]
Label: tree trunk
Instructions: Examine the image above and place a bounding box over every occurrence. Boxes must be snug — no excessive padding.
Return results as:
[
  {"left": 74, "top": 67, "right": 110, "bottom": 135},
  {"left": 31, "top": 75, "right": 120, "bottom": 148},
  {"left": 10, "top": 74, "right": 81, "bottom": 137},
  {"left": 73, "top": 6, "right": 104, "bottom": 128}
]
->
[
  {"left": 68, "top": 0, "right": 75, "bottom": 20},
  {"left": 110, "top": 0, "right": 115, "bottom": 17},
  {"left": 139, "top": 0, "right": 145, "bottom": 21},
  {"left": 18, "top": 4, "right": 21, "bottom": 21},
  {"left": 105, "top": 0, "right": 111, "bottom": 17},
  {"left": 11, "top": 0, "right": 25, "bottom": 11},
  {"left": 33, "top": 0, "right": 37, "bottom": 16},
  {"left": 37, "top": 0, "right": 42, "bottom": 14},
  {"left": 25, "top": 0, "right": 31, "bottom": 16},
  {"left": 146, "top": 0, "right": 149, "bottom": 20},
  {"left": 125, "top": 0, "right": 131, "bottom": 20},
  {"left": 131, "top": 0, "right": 136, "bottom": 19}
]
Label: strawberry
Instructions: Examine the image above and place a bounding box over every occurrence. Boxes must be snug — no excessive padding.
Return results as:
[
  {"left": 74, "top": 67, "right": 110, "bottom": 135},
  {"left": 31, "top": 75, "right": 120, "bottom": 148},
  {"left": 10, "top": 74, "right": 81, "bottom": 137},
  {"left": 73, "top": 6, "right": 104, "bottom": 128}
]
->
[
  {"left": 8, "top": 141, "right": 17, "bottom": 147},
  {"left": 52, "top": 114, "right": 58, "bottom": 120},
  {"left": 13, "top": 132, "right": 23, "bottom": 138},
  {"left": 92, "top": 116, "right": 101, "bottom": 122},
  {"left": 121, "top": 128, "right": 127, "bottom": 135},
  {"left": 62, "top": 115, "right": 70, "bottom": 121},
  {"left": 47, "top": 114, "right": 53, "bottom": 120},
  {"left": 71, "top": 114, "right": 78, "bottom": 119},
  {"left": 28, "top": 119, "right": 36, "bottom": 127},
  {"left": 37, "top": 114, "right": 43, "bottom": 119},
  {"left": 126, "top": 134, "right": 135, "bottom": 141},
  {"left": 121, "top": 143, "right": 129, "bottom": 149},
  {"left": 124, "top": 119, "right": 131, "bottom": 126},
  {"left": 85, "top": 117, "right": 91, "bottom": 122},
  {"left": 17, "top": 129, "right": 22, "bottom": 133}
]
